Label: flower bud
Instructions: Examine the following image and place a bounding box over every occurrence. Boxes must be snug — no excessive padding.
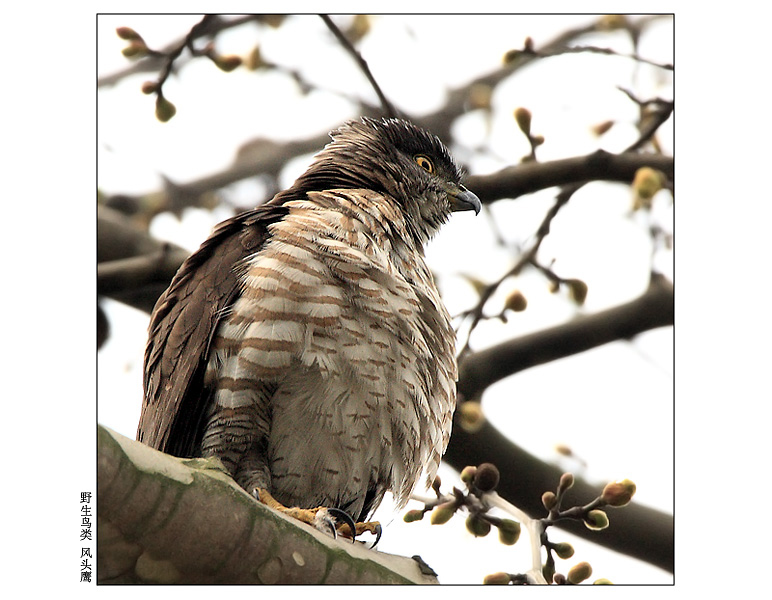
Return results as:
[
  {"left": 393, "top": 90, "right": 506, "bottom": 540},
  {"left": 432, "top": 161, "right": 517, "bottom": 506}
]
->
[
  {"left": 497, "top": 519, "right": 521, "bottom": 545},
  {"left": 474, "top": 462, "right": 500, "bottom": 492},
  {"left": 632, "top": 167, "right": 664, "bottom": 210},
  {"left": 502, "top": 49, "right": 521, "bottom": 65},
  {"left": 116, "top": 26, "right": 142, "bottom": 41},
  {"left": 584, "top": 509, "right": 609, "bottom": 531},
  {"left": 459, "top": 465, "right": 477, "bottom": 487},
  {"left": 541, "top": 491, "right": 557, "bottom": 511},
  {"left": 214, "top": 54, "right": 242, "bottom": 72},
  {"left": 465, "top": 514, "right": 491, "bottom": 537},
  {"left": 155, "top": 96, "right": 177, "bottom": 123},
  {"left": 567, "top": 561, "right": 592, "bottom": 584},
  {"left": 591, "top": 120, "right": 615, "bottom": 136},
  {"left": 565, "top": 279, "right": 588, "bottom": 305},
  {"left": 121, "top": 40, "right": 147, "bottom": 58},
  {"left": 457, "top": 401, "right": 485, "bottom": 433},
  {"left": 141, "top": 81, "right": 158, "bottom": 95},
  {"left": 504, "top": 289, "right": 527, "bottom": 312},
  {"left": 601, "top": 479, "right": 636, "bottom": 507},
  {"left": 403, "top": 509, "right": 424, "bottom": 523},
  {"left": 558, "top": 473, "right": 574, "bottom": 494},
  {"left": 430, "top": 501, "right": 457, "bottom": 525},
  {"left": 593, "top": 578, "right": 613, "bottom": 585},
  {"left": 553, "top": 542, "right": 574, "bottom": 559},
  {"left": 483, "top": 572, "right": 511, "bottom": 585},
  {"left": 514, "top": 107, "right": 532, "bottom": 136}
]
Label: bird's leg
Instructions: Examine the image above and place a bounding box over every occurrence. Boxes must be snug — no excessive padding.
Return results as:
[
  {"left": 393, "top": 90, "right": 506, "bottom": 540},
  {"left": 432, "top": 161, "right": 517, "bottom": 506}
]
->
[
  {"left": 253, "top": 489, "right": 381, "bottom": 545},
  {"left": 334, "top": 516, "right": 383, "bottom": 541}
]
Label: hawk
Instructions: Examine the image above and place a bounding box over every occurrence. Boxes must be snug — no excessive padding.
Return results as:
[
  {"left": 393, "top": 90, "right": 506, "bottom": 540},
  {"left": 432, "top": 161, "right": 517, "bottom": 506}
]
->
[{"left": 138, "top": 117, "right": 481, "bottom": 532}]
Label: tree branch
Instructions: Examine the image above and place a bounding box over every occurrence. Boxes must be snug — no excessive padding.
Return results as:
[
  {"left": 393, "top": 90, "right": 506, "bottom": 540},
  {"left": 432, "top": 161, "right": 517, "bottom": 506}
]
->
[
  {"left": 442, "top": 419, "right": 674, "bottom": 572},
  {"left": 97, "top": 425, "right": 438, "bottom": 584},
  {"left": 458, "top": 274, "right": 674, "bottom": 400},
  {"left": 445, "top": 275, "right": 674, "bottom": 572},
  {"left": 320, "top": 15, "right": 399, "bottom": 118},
  {"left": 465, "top": 150, "right": 673, "bottom": 207}
]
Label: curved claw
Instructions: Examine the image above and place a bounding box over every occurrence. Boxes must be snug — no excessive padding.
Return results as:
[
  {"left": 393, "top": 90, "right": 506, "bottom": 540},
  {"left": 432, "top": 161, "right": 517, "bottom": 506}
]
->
[
  {"left": 326, "top": 508, "right": 358, "bottom": 543},
  {"left": 317, "top": 511, "right": 339, "bottom": 540},
  {"left": 369, "top": 522, "right": 383, "bottom": 549}
]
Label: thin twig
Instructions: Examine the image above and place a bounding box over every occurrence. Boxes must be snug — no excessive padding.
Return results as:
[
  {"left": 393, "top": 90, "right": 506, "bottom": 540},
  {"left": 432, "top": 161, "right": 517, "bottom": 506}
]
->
[
  {"left": 319, "top": 14, "right": 400, "bottom": 118},
  {"left": 532, "top": 44, "right": 673, "bottom": 71}
]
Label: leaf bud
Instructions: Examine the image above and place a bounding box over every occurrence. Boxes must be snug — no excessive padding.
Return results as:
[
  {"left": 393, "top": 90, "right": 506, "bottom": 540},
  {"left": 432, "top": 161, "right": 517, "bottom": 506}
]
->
[
  {"left": 457, "top": 401, "right": 485, "bottom": 433},
  {"left": 558, "top": 473, "right": 574, "bottom": 494},
  {"left": 483, "top": 572, "right": 512, "bottom": 585},
  {"left": 121, "top": 40, "right": 147, "bottom": 58},
  {"left": 584, "top": 509, "right": 609, "bottom": 531},
  {"left": 465, "top": 514, "right": 491, "bottom": 537},
  {"left": 140, "top": 81, "right": 158, "bottom": 95},
  {"left": 459, "top": 465, "right": 477, "bottom": 487},
  {"left": 632, "top": 167, "right": 664, "bottom": 210},
  {"left": 601, "top": 479, "right": 636, "bottom": 507},
  {"left": 504, "top": 289, "right": 527, "bottom": 312},
  {"left": 553, "top": 542, "right": 575, "bottom": 559},
  {"left": 497, "top": 519, "right": 521, "bottom": 545},
  {"left": 591, "top": 120, "right": 615, "bottom": 136},
  {"left": 430, "top": 501, "right": 457, "bottom": 525},
  {"left": 214, "top": 54, "right": 243, "bottom": 72},
  {"left": 514, "top": 107, "right": 532, "bottom": 136},
  {"left": 565, "top": 279, "right": 588, "bottom": 305},
  {"left": 502, "top": 49, "right": 521, "bottom": 65},
  {"left": 474, "top": 462, "right": 500, "bottom": 492},
  {"left": 154, "top": 95, "right": 177, "bottom": 123},
  {"left": 403, "top": 509, "right": 425, "bottom": 523},
  {"left": 116, "top": 26, "right": 142, "bottom": 41},
  {"left": 567, "top": 561, "right": 592, "bottom": 584}
]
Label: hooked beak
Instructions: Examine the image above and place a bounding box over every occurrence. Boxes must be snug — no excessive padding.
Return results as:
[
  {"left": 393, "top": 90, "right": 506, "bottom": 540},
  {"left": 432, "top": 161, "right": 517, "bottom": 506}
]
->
[{"left": 448, "top": 184, "right": 482, "bottom": 215}]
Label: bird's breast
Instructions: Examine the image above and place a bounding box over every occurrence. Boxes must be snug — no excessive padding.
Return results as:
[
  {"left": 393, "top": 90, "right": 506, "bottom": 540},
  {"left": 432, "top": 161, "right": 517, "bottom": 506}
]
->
[{"left": 208, "top": 195, "right": 457, "bottom": 513}]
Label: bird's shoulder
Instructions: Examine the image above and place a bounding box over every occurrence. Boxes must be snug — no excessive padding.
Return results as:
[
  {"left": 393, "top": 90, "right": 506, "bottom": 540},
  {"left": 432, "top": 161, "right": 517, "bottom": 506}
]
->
[{"left": 139, "top": 202, "right": 288, "bottom": 454}]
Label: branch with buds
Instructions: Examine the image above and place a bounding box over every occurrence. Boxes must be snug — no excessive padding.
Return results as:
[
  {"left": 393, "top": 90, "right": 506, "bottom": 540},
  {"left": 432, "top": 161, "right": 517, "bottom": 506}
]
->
[
  {"left": 116, "top": 16, "right": 244, "bottom": 123},
  {"left": 406, "top": 463, "right": 636, "bottom": 585}
]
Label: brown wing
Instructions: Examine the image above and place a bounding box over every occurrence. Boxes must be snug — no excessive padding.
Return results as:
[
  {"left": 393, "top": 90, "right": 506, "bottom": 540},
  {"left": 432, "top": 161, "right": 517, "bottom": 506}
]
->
[{"left": 137, "top": 203, "right": 288, "bottom": 457}]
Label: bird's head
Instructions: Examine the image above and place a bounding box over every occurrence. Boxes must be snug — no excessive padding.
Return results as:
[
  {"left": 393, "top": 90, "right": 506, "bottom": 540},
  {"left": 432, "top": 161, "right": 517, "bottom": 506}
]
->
[{"left": 283, "top": 117, "right": 481, "bottom": 245}]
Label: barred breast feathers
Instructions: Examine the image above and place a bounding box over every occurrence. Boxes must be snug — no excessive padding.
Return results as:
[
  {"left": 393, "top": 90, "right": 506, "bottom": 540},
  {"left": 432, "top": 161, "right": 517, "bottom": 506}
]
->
[{"left": 210, "top": 189, "right": 457, "bottom": 507}]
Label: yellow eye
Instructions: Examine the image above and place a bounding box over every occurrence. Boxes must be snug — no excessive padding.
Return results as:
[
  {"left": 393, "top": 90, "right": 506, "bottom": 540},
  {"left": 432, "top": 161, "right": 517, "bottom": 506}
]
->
[{"left": 415, "top": 155, "right": 434, "bottom": 174}]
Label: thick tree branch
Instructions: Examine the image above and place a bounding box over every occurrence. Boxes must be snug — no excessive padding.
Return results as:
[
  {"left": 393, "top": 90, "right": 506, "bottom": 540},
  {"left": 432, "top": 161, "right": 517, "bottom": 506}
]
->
[
  {"left": 97, "top": 425, "right": 438, "bottom": 584},
  {"left": 458, "top": 274, "right": 674, "bottom": 400},
  {"left": 465, "top": 150, "right": 673, "bottom": 207},
  {"left": 98, "top": 205, "right": 190, "bottom": 314}
]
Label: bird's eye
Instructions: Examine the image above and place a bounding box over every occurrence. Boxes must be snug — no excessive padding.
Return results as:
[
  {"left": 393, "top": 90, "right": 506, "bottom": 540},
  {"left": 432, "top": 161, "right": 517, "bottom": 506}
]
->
[{"left": 415, "top": 155, "right": 434, "bottom": 174}]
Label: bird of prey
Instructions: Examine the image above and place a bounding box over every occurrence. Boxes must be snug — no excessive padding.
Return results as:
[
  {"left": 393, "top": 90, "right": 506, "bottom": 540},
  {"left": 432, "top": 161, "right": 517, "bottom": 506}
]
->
[{"left": 137, "top": 117, "right": 481, "bottom": 535}]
